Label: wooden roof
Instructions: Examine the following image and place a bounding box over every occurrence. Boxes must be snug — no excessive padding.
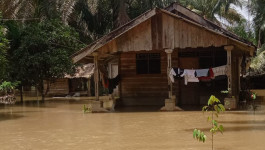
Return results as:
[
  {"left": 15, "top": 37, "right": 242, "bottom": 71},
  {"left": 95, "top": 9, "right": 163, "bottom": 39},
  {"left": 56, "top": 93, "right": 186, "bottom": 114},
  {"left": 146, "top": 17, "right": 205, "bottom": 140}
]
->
[
  {"left": 72, "top": 3, "right": 256, "bottom": 63},
  {"left": 65, "top": 63, "right": 94, "bottom": 78},
  {"left": 165, "top": 3, "right": 254, "bottom": 46}
]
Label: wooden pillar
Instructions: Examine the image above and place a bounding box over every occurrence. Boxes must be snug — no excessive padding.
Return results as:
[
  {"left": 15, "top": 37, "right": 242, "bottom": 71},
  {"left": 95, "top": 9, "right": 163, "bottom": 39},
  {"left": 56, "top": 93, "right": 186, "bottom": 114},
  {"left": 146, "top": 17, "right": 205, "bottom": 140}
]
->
[
  {"left": 238, "top": 56, "right": 243, "bottom": 93},
  {"left": 165, "top": 49, "right": 173, "bottom": 99},
  {"left": 87, "top": 79, "right": 91, "bottom": 96},
  {"left": 118, "top": 53, "right": 122, "bottom": 98},
  {"left": 93, "top": 52, "right": 99, "bottom": 101},
  {"left": 225, "top": 46, "right": 234, "bottom": 96}
]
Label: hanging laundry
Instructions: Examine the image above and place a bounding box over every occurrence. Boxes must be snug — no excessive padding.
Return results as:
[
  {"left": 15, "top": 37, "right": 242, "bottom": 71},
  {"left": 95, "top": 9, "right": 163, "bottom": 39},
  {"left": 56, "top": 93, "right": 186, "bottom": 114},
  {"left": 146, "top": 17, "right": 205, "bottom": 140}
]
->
[
  {"left": 169, "top": 68, "right": 176, "bottom": 83},
  {"left": 195, "top": 69, "right": 209, "bottom": 77},
  {"left": 169, "top": 68, "right": 184, "bottom": 83},
  {"left": 102, "top": 77, "right": 109, "bottom": 88},
  {"left": 198, "top": 68, "right": 214, "bottom": 81},
  {"left": 175, "top": 68, "right": 184, "bottom": 78},
  {"left": 108, "top": 74, "right": 121, "bottom": 94},
  {"left": 181, "top": 69, "right": 199, "bottom": 85},
  {"left": 100, "top": 71, "right": 109, "bottom": 88},
  {"left": 212, "top": 65, "right": 227, "bottom": 77}
]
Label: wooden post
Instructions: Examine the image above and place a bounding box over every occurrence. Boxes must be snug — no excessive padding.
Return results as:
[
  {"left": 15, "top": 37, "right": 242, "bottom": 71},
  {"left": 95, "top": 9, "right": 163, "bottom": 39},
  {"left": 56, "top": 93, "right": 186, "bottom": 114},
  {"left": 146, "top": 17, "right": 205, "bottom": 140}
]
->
[
  {"left": 87, "top": 79, "right": 91, "bottom": 96},
  {"left": 93, "top": 52, "right": 99, "bottom": 101},
  {"left": 225, "top": 46, "right": 234, "bottom": 96},
  {"left": 238, "top": 56, "right": 243, "bottom": 93},
  {"left": 165, "top": 49, "right": 173, "bottom": 99}
]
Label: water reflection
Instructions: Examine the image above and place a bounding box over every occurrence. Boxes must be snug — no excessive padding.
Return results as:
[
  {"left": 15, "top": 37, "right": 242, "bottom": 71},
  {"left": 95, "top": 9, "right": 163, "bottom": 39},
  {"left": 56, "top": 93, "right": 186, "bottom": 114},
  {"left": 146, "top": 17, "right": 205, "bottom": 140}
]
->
[{"left": 0, "top": 113, "right": 24, "bottom": 121}]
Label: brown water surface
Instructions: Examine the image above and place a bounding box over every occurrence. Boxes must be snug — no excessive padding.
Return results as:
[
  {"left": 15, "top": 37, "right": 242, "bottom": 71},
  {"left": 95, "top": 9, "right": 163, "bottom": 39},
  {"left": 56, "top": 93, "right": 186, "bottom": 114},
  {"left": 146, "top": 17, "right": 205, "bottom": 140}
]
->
[{"left": 0, "top": 101, "right": 265, "bottom": 150}]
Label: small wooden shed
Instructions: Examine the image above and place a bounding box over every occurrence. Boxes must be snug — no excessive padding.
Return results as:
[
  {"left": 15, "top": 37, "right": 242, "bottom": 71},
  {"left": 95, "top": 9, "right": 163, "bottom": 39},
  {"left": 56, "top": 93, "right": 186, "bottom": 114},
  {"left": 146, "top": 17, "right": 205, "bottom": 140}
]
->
[
  {"left": 45, "top": 64, "right": 94, "bottom": 96},
  {"left": 72, "top": 3, "right": 256, "bottom": 109}
]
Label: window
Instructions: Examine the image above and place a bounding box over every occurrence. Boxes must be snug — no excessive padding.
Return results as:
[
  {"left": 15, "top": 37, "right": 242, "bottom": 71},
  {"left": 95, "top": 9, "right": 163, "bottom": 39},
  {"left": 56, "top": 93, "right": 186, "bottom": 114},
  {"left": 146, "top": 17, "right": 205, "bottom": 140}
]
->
[{"left": 136, "top": 53, "right": 161, "bottom": 74}]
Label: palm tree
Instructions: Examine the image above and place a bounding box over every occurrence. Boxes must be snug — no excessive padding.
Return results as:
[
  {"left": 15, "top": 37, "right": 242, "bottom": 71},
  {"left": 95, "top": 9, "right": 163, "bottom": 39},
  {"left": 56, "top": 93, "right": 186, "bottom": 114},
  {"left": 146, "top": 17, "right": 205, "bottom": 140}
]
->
[
  {"left": 249, "top": 0, "right": 265, "bottom": 48},
  {"left": 0, "top": 0, "right": 77, "bottom": 22},
  {"left": 179, "top": 0, "right": 243, "bottom": 25},
  {"left": 0, "top": 15, "right": 9, "bottom": 80}
]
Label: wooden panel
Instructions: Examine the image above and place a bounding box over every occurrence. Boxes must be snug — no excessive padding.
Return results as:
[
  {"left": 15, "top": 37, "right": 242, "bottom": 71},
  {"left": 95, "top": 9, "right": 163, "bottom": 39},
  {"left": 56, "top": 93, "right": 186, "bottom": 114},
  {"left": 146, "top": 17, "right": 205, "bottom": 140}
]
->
[
  {"left": 191, "top": 25, "right": 197, "bottom": 48},
  {"left": 45, "top": 79, "right": 69, "bottom": 96},
  {"left": 120, "top": 50, "right": 179, "bottom": 106},
  {"left": 162, "top": 14, "right": 174, "bottom": 49},
  {"left": 179, "top": 21, "right": 185, "bottom": 49},
  {"left": 199, "top": 28, "right": 205, "bottom": 47},
  {"left": 116, "top": 19, "right": 152, "bottom": 52},
  {"left": 186, "top": 24, "right": 192, "bottom": 47},
  {"left": 174, "top": 19, "right": 180, "bottom": 48},
  {"left": 117, "top": 32, "right": 130, "bottom": 52},
  {"left": 151, "top": 14, "right": 163, "bottom": 50},
  {"left": 232, "top": 52, "right": 240, "bottom": 97},
  {"left": 102, "top": 13, "right": 230, "bottom": 57}
]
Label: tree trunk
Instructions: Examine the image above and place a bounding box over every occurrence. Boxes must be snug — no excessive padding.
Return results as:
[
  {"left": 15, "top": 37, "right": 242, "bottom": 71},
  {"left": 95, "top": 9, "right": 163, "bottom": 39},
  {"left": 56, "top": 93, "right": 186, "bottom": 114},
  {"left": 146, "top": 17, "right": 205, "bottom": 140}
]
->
[
  {"left": 45, "top": 80, "right": 50, "bottom": 96},
  {"left": 37, "top": 80, "right": 45, "bottom": 102},
  {"left": 20, "top": 85, "right": 23, "bottom": 103},
  {"left": 258, "top": 28, "right": 262, "bottom": 48},
  {"left": 113, "top": 0, "right": 130, "bottom": 28}
]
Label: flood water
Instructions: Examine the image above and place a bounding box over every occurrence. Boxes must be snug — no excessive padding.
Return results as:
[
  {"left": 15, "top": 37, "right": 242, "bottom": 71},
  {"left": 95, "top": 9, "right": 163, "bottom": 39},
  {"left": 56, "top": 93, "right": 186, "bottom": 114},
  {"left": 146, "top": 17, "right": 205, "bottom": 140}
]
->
[{"left": 1, "top": 101, "right": 265, "bottom": 150}]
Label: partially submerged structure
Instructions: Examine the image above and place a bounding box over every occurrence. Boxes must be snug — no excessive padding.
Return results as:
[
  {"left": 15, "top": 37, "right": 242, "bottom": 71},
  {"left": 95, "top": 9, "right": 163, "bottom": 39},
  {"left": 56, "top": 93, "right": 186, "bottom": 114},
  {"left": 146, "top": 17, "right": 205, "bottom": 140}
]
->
[
  {"left": 45, "top": 64, "right": 94, "bottom": 96},
  {"left": 72, "top": 3, "right": 256, "bottom": 110}
]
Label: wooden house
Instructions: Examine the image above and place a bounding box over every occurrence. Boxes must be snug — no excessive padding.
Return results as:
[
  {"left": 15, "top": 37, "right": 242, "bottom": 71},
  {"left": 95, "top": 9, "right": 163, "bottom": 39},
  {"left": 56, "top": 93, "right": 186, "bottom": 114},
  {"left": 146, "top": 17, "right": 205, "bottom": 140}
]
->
[
  {"left": 71, "top": 3, "right": 256, "bottom": 110},
  {"left": 44, "top": 64, "right": 94, "bottom": 97}
]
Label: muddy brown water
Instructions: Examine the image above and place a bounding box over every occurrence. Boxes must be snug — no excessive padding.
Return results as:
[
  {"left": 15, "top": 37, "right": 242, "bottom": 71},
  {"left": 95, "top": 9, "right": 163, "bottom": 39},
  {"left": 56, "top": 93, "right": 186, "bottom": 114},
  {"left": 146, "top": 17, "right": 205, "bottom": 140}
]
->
[{"left": 0, "top": 101, "right": 265, "bottom": 150}]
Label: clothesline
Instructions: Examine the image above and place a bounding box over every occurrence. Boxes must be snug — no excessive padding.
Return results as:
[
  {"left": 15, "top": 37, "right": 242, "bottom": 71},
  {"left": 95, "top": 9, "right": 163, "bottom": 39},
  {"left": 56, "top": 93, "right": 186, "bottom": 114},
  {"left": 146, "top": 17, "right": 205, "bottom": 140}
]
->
[{"left": 169, "top": 65, "right": 227, "bottom": 85}]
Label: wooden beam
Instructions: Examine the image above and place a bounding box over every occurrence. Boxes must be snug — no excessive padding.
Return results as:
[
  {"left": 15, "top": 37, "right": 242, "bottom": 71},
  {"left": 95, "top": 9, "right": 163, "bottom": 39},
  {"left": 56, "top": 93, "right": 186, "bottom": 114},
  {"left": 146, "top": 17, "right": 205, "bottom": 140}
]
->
[
  {"left": 165, "top": 49, "right": 173, "bottom": 99},
  {"left": 93, "top": 52, "right": 99, "bottom": 101},
  {"left": 224, "top": 45, "right": 234, "bottom": 96}
]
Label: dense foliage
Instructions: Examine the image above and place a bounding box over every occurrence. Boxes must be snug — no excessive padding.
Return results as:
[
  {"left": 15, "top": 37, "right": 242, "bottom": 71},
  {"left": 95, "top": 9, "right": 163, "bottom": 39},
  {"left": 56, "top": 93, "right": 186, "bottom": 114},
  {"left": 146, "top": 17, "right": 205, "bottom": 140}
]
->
[
  {"left": 0, "top": 14, "right": 9, "bottom": 81},
  {"left": 11, "top": 20, "right": 83, "bottom": 100}
]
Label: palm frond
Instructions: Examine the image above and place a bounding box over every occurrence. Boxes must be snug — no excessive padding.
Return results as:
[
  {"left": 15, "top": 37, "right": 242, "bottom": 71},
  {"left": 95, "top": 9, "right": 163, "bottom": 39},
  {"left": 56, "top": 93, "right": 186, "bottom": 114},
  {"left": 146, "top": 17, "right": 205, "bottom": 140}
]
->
[{"left": 221, "top": 8, "right": 243, "bottom": 25}]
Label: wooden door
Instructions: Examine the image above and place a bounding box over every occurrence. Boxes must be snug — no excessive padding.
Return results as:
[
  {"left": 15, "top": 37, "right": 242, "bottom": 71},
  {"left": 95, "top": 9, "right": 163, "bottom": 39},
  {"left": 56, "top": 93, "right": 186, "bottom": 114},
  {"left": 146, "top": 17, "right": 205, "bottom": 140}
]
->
[{"left": 179, "top": 57, "right": 200, "bottom": 105}]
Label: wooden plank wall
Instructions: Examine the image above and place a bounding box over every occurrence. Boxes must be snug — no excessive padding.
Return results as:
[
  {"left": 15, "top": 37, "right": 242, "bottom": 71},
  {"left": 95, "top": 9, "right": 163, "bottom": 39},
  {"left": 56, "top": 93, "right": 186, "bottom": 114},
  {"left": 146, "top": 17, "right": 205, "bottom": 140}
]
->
[
  {"left": 231, "top": 52, "right": 240, "bottom": 97},
  {"left": 44, "top": 79, "right": 69, "bottom": 96},
  {"left": 163, "top": 13, "right": 228, "bottom": 49},
  {"left": 120, "top": 50, "right": 179, "bottom": 106},
  {"left": 97, "top": 13, "right": 228, "bottom": 56}
]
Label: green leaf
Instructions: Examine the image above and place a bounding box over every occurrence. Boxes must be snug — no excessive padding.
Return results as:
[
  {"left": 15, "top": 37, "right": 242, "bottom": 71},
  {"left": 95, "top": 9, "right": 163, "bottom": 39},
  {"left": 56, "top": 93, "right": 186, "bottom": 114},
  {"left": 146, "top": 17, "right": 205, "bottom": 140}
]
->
[
  {"left": 203, "top": 135, "right": 207, "bottom": 143},
  {"left": 193, "top": 129, "right": 198, "bottom": 138},
  {"left": 193, "top": 129, "right": 207, "bottom": 143},
  {"left": 197, "top": 130, "right": 201, "bottom": 138},
  {"left": 202, "top": 106, "right": 208, "bottom": 111},
  {"left": 208, "top": 95, "right": 214, "bottom": 105},
  {"left": 214, "top": 105, "right": 219, "bottom": 113},
  {"left": 219, "top": 125, "right": 224, "bottom": 134},
  {"left": 213, "top": 120, "right": 218, "bottom": 126},
  {"left": 218, "top": 104, "right": 226, "bottom": 111}
]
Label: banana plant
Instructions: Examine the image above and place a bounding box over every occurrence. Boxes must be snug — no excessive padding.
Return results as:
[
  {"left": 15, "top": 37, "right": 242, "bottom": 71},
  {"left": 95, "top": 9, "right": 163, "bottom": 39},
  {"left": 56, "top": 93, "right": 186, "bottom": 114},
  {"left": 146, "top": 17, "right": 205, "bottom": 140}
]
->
[{"left": 0, "top": 81, "right": 20, "bottom": 94}]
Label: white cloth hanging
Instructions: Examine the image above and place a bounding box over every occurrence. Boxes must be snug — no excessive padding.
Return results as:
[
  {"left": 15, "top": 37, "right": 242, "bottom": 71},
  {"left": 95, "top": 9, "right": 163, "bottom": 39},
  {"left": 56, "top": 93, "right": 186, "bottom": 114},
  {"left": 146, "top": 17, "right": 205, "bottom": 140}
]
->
[
  {"left": 212, "top": 65, "right": 227, "bottom": 77},
  {"left": 181, "top": 69, "right": 199, "bottom": 85},
  {"left": 169, "top": 68, "right": 176, "bottom": 83}
]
